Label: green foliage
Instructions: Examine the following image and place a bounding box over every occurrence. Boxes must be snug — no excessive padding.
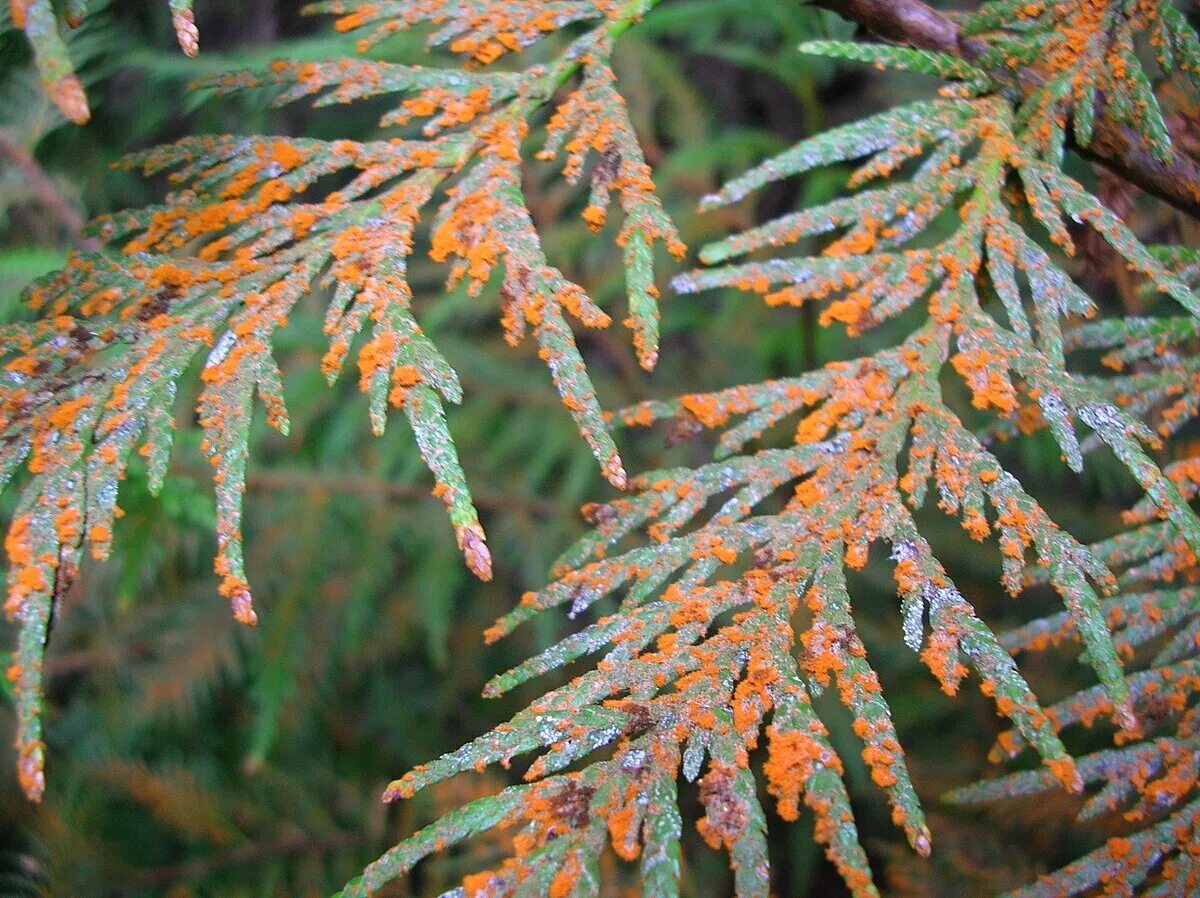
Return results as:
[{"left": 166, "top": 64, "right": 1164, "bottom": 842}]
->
[{"left": 3, "top": 1, "right": 1200, "bottom": 896}]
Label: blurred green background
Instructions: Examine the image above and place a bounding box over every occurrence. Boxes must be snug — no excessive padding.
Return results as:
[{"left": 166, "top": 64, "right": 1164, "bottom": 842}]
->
[{"left": 0, "top": 2, "right": 1173, "bottom": 895}]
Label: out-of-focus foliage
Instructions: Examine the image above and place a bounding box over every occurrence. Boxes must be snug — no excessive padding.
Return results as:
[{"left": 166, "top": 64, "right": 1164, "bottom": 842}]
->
[
  {"left": 4, "top": 0, "right": 197, "bottom": 123},
  {"left": 2, "top": 1, "right": 1199, "bottom": 897}
]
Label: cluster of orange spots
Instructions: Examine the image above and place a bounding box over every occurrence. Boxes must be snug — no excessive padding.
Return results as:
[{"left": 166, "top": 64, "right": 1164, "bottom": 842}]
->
[
  {"left": 220, "top": 163, "right": 265, "bottom": 200},
  {"left": 854, "top": 716, "right": 902, "bottom": 789},
  {"left": 819, "top": 292, "right": 874, "bottom": 334},
  {"left": 790, "top": 477, "right": 824, "bottom": 510},
  {"left": 200, "top": 330, "right": 271, "bottom": 390},
  {"left": 796, "top": 397, "right": 852, "bottom": 445},
  {"left": 951, "top": 346, "right": 1019, "bottom": 415},
  {"left": 1013, "top": 401, "right": 1048, "bottom": 437},
  {"left": 764, "top": 268, "right": 851, "bottom": 309},
  {"left": 695, "top": 762, "right": 749, "bottom": 852},
  {"left": 1128, "top": 743, "right": 1199, "bottom": 821},
  {"left": 1153, "top": 456, "right": 1200, "bottom": 508},
  {"left": 582, "top": 205, "right": 607, "bottom": 231},
  {"left": 4, "top": 565, "right": 47, "bottom": 620},
  {"left": 430, "top": 187, "right": 504, "bottom": 292},
  {"left": 548, "top": 855, "right": 584, "bottom": 898},
  {"left": 126, "top": 163, "right": 304, "bottom": 257},
  {"left": 145, "top": 260, "right": 246, "bottom": 294},
  {"left": 687, "top": 534, "right": 738, "bottom": 566},
  {"left": 985, "top": 0, "right": 1182, "bottom": 163},
  {"left": 16, "top": 738, "right": 45, "bottom": 805},
  {"left": 26, "top": 395, "right": 90, "bottom": 476},
  {"left": 332, "top": 5, "right": 379, "bottom": 34},
  {"left": 994, "top": 495, "right": 1035, "bottom": 564},
  {"left": 5, "top": 516, "right": 63, "bottom": 706},
  {"left": 732, "top": 643, "right": 781, "bottom": 741},
  {"left": 9, "top": 0, "right": 32, "bottom": 28},
  {"left": 1011, "top": 1, "right": 1112, "bottom": 82},
  {"left": 825, "top": 217, "right": 883, "bottom": 259},
  {"left": 262, "top": 140, "right": 307, "bottom": 173},
  {"left": 921, "top": 622, "right": 968, "bottom": 696},
  {"left": 540, "top": 62, "right": 685, "bottom": 267},
  {"left": 679, "top": 393, "right": 732, "bottom": 429},
  {"left": 47, "top": 73, "right": 89, "bottom": 126},
  {"left": 961, "top": 508, "right": 990, "bottom": 541},
  {"left": 53, "top": 506, "right": 81, "bottom": 547},
  {"left": 357, "top": 330, "right": 400, "bottom": 389},
  {"left": 477, "top": 116, "right": 525, "bottom": 166},
  {"left": 445, "top": 8, "right": 565, "bottom": 64},
  {"left": 764, "top": 721, "right": 840, "bottom": 821},
  {"left": 1044, "top": 756, "right": 1083, "bottom": 793},
  {"left": 396, "top": 87, "right": 494, "bottom": 132},
  {"left": 598, "top": 737, "right": 670, "bottom": 863},
  {"left": 1155, "top": 371, "right": 1200, "bottom": 439},
  {"left": 87, "top": 523, "right": 113, "bottom": 560},
  {"left": 851, "top": 147, "right": 929, "bottom": 188},
  {"left": 667, "top": 593, "right": 711, "bottom": 629},
  {"left": 799, "top": 609, "right": 848, "bottom": 688},
  {"left": 80, "top": 288, "right": 120, "bottom": 317},
  {"left": 388, "top": 365, "right": 423, "bottom": 407},
  {"left": 890, "top": 558, "right": 925, "bottom": 600},
  {"left": 543, "top": 76, "right": 614, "bottom": 180}
]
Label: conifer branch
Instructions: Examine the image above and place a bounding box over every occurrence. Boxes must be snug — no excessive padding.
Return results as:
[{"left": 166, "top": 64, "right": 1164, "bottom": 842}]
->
[
  {"left": 1, "top": 0, "right": 682, "bottom": 803},
  {"left": 337, "top": 20, "right": 1200, "bottom": 892},
  {"left": 812, "top": 0, "right": 1200, "bottom": 219},
  {"left": 5, "top": 3, "right": 1200, "bottom": 896}
]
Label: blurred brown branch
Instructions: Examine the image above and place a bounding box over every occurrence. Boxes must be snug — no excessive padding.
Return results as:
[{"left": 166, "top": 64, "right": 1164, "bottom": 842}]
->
[
  {"left": 193, "top": 465, "right": 562, "bottom": 518},
  {"left": 0, "top": 128, "right": 95, "bottom": 249}
]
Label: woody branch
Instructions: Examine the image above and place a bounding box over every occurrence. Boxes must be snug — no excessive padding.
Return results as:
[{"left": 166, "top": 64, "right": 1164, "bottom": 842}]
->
[{"left": 813, "top": 0, "right": 1200, "bottom": 219}]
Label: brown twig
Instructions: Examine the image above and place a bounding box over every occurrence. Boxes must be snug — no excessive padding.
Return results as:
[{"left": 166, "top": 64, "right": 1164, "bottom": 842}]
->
[
  {"left": 0, "top": 128, "right": 95, "bottom": 248},
  {"left": 811, "top": 0, "right": 1200, "bottom": 219}
]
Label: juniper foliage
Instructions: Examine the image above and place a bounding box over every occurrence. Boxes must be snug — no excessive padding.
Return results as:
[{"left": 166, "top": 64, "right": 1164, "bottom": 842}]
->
[{"left": 3, "top": 1, "right": 1200, "bottom": 896}]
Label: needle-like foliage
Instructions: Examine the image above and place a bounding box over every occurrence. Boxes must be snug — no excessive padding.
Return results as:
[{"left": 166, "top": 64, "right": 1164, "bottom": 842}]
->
[{"left": 960, "top": 0, "right": 1200, "bottom": 160}]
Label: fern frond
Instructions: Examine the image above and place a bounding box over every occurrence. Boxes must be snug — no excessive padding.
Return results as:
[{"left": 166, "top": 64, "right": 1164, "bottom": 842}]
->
[
  {"left": 1, "top": 0, "right": 682, "bottom": 801},
  {"left": 4, "top": 0, "right": 197, "bottom": 124}
]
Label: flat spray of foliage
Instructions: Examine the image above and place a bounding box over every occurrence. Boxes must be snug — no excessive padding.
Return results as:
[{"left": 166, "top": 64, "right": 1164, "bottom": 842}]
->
[{"left": 2, "top": 1, "right": 1200, "bottom": 896}]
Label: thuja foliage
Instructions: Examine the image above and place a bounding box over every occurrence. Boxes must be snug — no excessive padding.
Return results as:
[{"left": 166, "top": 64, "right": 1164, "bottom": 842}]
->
[{"left": 3, "top": 1, "right": 1200, "bottom": 896}]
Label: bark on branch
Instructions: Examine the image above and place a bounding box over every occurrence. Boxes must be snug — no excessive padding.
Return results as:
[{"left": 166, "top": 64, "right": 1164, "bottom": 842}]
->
[
  {"left": 0, "top": 128, "right": 91, "bottom": 247},
  {"left": 812, "top": 0, "right": 1200, "bottom": 219}
]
